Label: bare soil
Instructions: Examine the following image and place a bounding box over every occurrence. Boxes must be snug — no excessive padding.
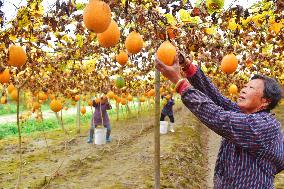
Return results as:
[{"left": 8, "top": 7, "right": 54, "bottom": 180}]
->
[
  {"left": 0, "top": 104, "right": 207, "bottom": 189},
  {"left": 1, "top": 104, "right": 283, "bottom": 189}
]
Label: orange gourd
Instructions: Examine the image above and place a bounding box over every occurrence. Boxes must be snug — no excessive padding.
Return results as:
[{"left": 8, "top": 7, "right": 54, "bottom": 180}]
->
[
  {"left": 33, "top": 102, "right": 41, "bottom": 110},
  {"left": 0, "top": 69, "right": 10, "bottom": 84},
  {"left": 50, "top": 99, "right": 63, "bottom": 112},
  {"left": 81, "top": 106, "right": 86, "bottom": 114},
  {"left": 8, "top": 45, "right": 27, "bottom": 68},
  {"left": 139, "top": 96, "right": 146, "bottom": 102},
  {"left": 83, "top": 0, "right": 111, "bottom": 33},
  {"left": 0, "top": 96, "right": 7, "bottom": 104},
  {"left": 228, "top": 84, "right": 238, "bottom": 95},
  {"left": 10, "top": 89, "right": 18, "bottom": 101},
  {"left": 7, "top": 84, "right": 15, "bottom": 94},
  {"left": 157, "top": 41, "right": 177, "bottom": 66},
  {"left": 116, "top": 51, "right": 128, "bottom": 66},
  {"left": 107, "top": 91, "right": 115, "bottom": 99},
  {"left": 125, "top": 31, "right": 143, "bottom": 54},
  {"left": 148, "top": 89, "right": 155, "bottom": 97},
  {"left": 97, "top": 20, "right": 120, "bottom": 48},
  {"left": 127, "top": 94, "right": 133, "bottom": 101},
  {"left": 220, "top": 54, "right": 238, "bottom": 74},
  {"left": 120, "top": 98, "right": 127, "bottom": 105},
  {"left": 49, "top": 94, "right": 55, "bottom": 100},
  {"left": 88, "top": 100, "right": 93, "bottom": 106},
  {"left": 74, "top": 95, "right": 80, "bottom": 101},
  {"left": 115, "top": 97, "right": 121, "bottom": 103},
  {"left": 38, "top": 91, "right": 48, "bottom": 101}
]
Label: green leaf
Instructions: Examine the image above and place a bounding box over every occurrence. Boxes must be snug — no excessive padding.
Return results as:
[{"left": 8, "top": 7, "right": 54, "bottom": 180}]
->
[
  {"left": 262, "top": 44, "right": 273, "bottom": 55},
  {"left": 179, "top": 9, "right": 191, "bottom": 22},
  {"left": 206, "top": 0, "right": 224, "bottom": 14},
  {"left": 182, "top": 0, "right": 188, "bottom": 4},
  {"left": 9, "top": 35, "right": 17, "bottom": 42},
  {"left": 122, "top": 0, "right": 127, "bottom": 5},
  {"left": 201, "top": 65, "right": 208, "bottom": 73},
  {"left": 76, "top": 34, "right": 84, "bottom": 48},
  {"left": 164, "top": 14, "right": 177, "bottom": 25},
  {"left": 188, "top": 16, "right": 201, "bottom": 24},
  {"left": 157, "top": 20, "right": 165, "bottom": 27},
  {"left": 195, "top": 0, "right": 203, "bottom": 8},
  {"left": 76, "top": 3, "right": 86, "bottom": 10}
]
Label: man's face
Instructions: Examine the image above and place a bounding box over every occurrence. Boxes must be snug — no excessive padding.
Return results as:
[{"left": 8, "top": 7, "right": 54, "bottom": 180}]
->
[{"left": 237, "top": 79, "right": 269, "bottom": 114}]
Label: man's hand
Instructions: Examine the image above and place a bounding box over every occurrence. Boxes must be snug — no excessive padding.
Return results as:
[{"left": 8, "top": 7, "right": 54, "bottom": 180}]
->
[{"left": 155, "top": 55, "right": 182, "bottom": 84}]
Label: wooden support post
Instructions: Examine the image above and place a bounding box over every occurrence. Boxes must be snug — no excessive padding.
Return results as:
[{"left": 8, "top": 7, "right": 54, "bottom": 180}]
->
[
  {"left": 154, "top": 69, "right": 160, "bottom": 189},
  {"left": 16, "top": 89, "right": 22, "bottom": 189}
]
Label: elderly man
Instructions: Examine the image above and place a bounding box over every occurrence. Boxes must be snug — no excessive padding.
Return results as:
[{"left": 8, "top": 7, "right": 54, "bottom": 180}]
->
[{"left": 155, "top": 54, "right": 284, "bottom": 188}]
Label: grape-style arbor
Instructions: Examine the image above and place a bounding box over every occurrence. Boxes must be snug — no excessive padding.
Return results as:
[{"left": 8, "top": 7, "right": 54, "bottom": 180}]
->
[
  {"left": 0, "top": 0, "right": 282, "bottom": 102},
  {"left": 0, "top": 0, "right": 283, "bottom": 188}
]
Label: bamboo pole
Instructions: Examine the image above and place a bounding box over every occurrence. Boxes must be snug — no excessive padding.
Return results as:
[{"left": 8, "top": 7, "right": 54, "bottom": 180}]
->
[
  {"left": 16, "top": 89, "right": 22, "bottom": 189},
  {"left": 76, "top": 99, "right": 81, "bottom": 133},
  {"left": 55, "top": 112, "right": 67, "bottom": 134},
  {"left": 154, "top": 69, "right": 160, "bottom": 189},
  {"left": 60, "top": 110, "right": 65, "bottom": 132},
  {"left": 116, "top": 103, "right": 119, "bottom": 121}
]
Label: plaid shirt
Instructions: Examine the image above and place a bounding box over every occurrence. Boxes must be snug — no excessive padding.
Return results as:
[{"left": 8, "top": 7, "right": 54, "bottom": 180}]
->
[{"left": 182, "top": 68, "right": 284, "bottom": 189}]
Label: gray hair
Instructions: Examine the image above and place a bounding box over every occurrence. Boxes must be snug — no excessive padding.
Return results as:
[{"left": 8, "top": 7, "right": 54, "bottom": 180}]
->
[{"left": 251, "top": 74, "right": 283, "bottom": 110}]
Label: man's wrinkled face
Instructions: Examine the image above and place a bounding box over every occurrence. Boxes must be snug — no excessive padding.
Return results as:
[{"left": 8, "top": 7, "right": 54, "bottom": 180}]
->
[{"left": 237, "top": 79, "right": 269, "bottom": 114}]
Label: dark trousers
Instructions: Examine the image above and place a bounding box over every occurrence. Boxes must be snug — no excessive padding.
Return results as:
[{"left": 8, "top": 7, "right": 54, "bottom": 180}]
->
[{"left": 160, "top": 113, "right": 174, "bottom": 123}]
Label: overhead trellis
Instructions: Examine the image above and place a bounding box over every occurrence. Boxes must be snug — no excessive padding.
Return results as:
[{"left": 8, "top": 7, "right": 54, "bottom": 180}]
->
[
  {"left": 0, "top": 1, "right": 283, "bottom": 188},
  {"left": 0, "top": 0, "right": 283, "bottom": 98}
]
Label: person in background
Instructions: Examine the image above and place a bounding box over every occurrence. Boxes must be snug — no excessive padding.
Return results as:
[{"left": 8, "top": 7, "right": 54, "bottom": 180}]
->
[
  {"left": 87, "top": 96, "right": 112, "bottom": 143},
  {"left": 160, "top": 93, "right": 175, "bottom": 132},
  {"left": 155, "top": 53, "right": 284, "bottom": 188}
]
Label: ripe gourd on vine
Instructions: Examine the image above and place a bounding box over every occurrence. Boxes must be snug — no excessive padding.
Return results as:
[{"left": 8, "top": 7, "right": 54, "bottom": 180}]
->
[
  {"left": 157, "top": 41, "right": 177, "bottom": 66},
  {"left": 83, "top": 0, "right": 111, "bottom": 33},
  {"left": 125, "top": 31, "right": 143, "bottom": 54}
]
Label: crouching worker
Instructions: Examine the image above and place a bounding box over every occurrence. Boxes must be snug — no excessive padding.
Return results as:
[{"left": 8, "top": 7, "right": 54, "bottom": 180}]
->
[
  {"left": 87, "top": 96, "right": 112, "bottom": 143},
  {"left": 160, "top": 94, "right": 175, "bottom": 132}
]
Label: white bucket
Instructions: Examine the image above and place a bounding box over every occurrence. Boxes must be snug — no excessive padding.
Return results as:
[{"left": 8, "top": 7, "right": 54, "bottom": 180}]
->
[
  {"left": 94, "top": 128, "right": 107, "bottom": 145},
  {"left": 160, "top": 121, "right": 168, "bottom": 134}
]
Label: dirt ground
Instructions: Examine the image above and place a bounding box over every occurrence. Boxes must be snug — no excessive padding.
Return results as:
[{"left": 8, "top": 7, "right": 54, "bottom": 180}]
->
[
  {"left": 0, "top": 104, "right": 208, "bottom": 189},
  {"left": 1, "top": 104, "right": 283, "bottom": 189},
  {"left": 205, "top": 130, "right": 221, "bottom": 189}
]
